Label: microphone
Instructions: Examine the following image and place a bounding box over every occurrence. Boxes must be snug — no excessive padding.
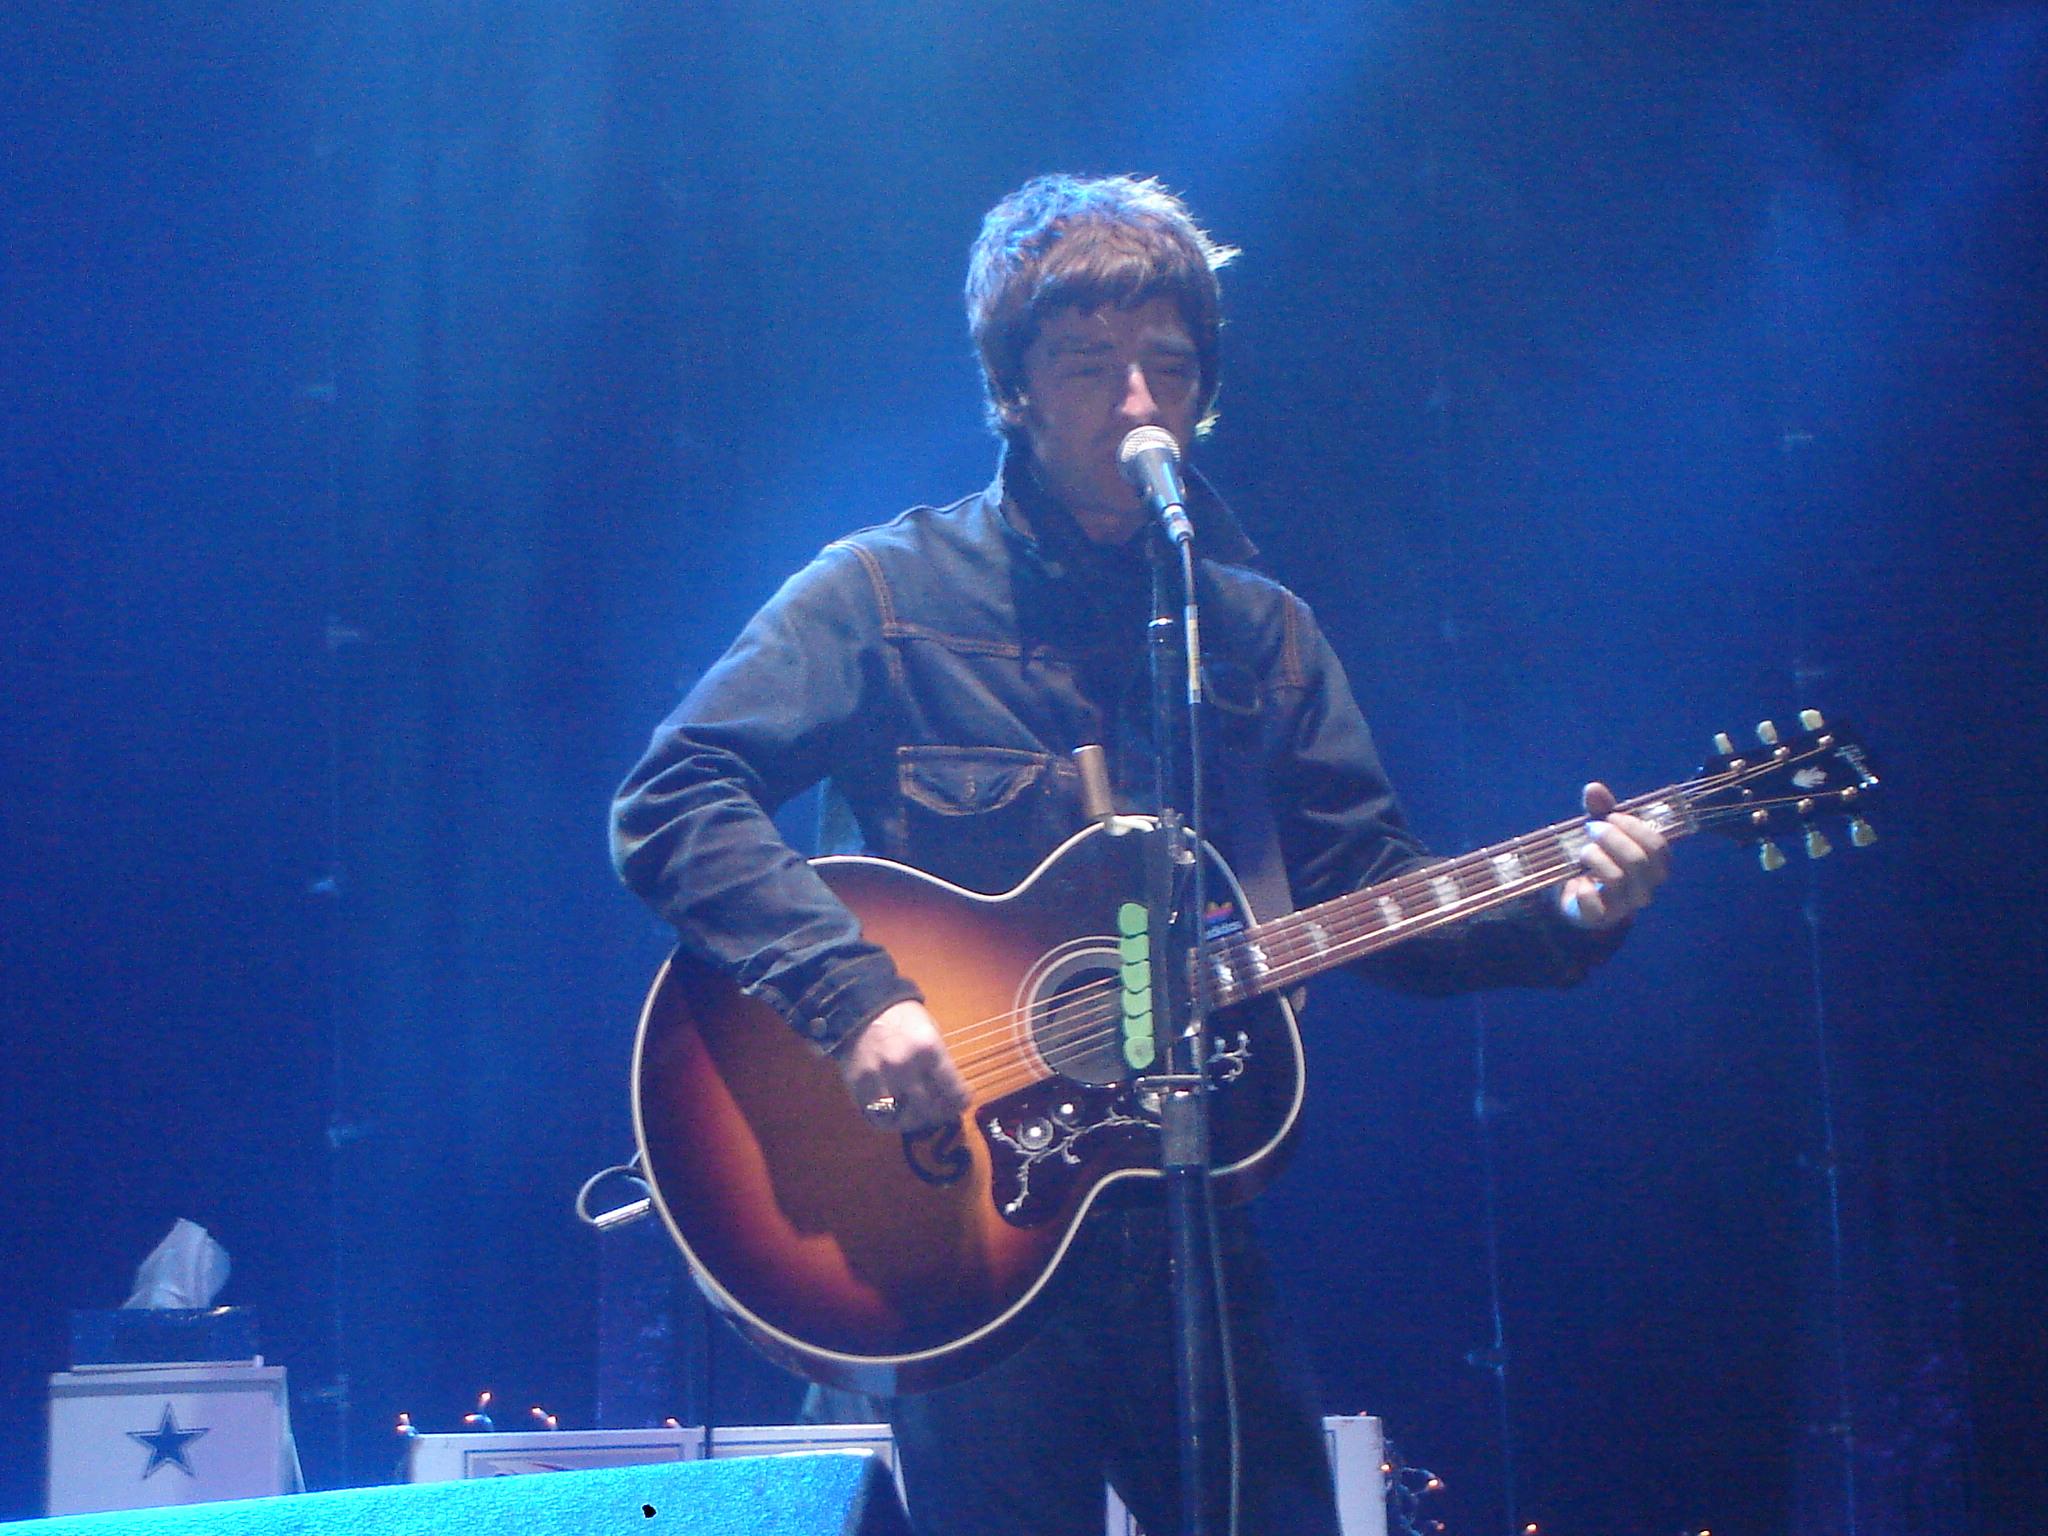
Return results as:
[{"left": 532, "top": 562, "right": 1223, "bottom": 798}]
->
[{"left": 1118, "top": 426, "right": 1194, "bottom": 546}]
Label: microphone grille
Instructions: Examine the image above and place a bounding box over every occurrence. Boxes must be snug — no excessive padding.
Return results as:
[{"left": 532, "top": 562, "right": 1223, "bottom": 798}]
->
[{"left": 1117, "top": 425, "right": 1180, "bottom": 466}]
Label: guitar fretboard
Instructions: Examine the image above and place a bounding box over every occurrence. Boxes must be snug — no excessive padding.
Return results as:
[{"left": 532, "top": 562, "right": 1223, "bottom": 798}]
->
[{"left": 1203, "top": 787, "right": 1699, "bottom": 1007}]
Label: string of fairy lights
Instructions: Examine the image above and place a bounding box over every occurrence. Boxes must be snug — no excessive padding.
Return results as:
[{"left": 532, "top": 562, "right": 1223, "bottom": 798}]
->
[
  {"left": 1381, "top": 1437, "right": 1716, "bottom": 1536},
  {"left": 391, "top": 1406, "right": 1718, "bottom": 1534}
]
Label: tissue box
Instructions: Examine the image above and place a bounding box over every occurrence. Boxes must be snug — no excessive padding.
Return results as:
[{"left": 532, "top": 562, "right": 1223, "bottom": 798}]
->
[{"left": 70, "top": 1307, "right": 259, "bottom": 1366}]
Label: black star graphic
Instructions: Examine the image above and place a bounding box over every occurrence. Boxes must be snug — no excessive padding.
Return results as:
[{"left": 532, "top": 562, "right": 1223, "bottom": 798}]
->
[{"left": 128, "top": 1404, "right": 210, "bottom": 1479}]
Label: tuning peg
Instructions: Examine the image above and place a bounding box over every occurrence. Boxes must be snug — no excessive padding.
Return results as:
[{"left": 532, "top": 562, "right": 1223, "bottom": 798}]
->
[
  {"left": 1799, "top": 708, "right": 1825, "bottom": 731},
  {"left": 1713, "top": 732, "right": 1734, "bottom": 756},
  {"left": 1849, "top": 817, "right": 1877, "bottom": 847},
  {"left": 1804, "top": 827, "right": 1833, "bottom": 859},
  {"left": 1757, "top": 720, "right": 1780, "bottom": 747},
  {"left": 1759, "top": 841, "right": 1788, "bottom": 871}
]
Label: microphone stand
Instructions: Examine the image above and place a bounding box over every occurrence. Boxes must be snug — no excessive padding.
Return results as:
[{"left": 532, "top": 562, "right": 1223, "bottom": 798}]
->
[{"left": 1141, "top": 524, "right": 1223, "bottom": 1536}]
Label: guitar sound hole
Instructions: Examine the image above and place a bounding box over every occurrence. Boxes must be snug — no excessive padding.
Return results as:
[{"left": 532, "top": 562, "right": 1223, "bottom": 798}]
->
[{"left": 1032, "top": 962, "right": 1129, "bottom": 1086}]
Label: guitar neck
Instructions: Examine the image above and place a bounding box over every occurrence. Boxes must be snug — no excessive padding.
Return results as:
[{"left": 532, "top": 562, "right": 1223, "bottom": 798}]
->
[{"left": 1206, "top": 784, "right": 1700, "bottom": 1008}]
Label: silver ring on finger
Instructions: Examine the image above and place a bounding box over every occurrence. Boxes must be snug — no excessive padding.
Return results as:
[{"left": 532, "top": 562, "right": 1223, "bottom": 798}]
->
[{"left": 863, "top": 1094, "right": 900, "bottom": 1122}]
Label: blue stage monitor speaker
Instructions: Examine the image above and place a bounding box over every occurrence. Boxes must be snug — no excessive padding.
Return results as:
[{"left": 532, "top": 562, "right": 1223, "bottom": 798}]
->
[{"left": 8, "top": 1452, "right": 910, "bottom": 1536}]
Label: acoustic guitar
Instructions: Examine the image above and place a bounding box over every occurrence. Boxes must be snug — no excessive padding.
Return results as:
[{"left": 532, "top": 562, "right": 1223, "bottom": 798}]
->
[{"left": 631, "top": 712, "right": 1877, "bottom": 1394}]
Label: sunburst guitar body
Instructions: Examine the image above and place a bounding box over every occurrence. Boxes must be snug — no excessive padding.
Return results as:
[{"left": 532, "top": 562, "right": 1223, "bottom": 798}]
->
[{"left": 632, "top": 822, "right": 1297, "bottom": 1396}]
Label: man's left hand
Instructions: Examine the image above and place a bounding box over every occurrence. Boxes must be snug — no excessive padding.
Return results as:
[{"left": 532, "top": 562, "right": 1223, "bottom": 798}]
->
[{"left": 1558, "top": 781, "right": 1670, "bottom": 931}]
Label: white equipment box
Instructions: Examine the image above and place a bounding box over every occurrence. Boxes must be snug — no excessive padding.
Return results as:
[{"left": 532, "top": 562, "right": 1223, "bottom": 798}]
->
[
  {"left": 407, "top": 1421, "right": 901, "bottom": 1500},
  {"left": 703, "top": 1421, "right": 899, "bottom": 1482},
  {"left": 46, "top": 1361, "right": 294, "bottom": 1516},
  {"left": 403, "top": 1424, "right": 702, "bottom": 1480},
  {"left": 407, "top": 1415, "right": 1384, "bottom": 1536},
  {"left": 1108, "top": 1414, "right": 1385, "bottom": 1536}
]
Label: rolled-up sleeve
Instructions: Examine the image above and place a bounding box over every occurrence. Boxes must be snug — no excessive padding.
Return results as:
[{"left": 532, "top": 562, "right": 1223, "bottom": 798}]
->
[{"left": 611, "top": 547, "right": 922, "bottom": 1050}]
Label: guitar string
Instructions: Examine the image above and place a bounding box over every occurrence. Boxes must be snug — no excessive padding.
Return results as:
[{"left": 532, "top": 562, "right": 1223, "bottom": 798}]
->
[
  {"left": 947, "top": 852, "right": 1588, "bottom": 1094},
  {"left": 938, "top": 773, "right": 1760, "bottom": 1089},
  {"left": 937, "top": 778, "right": 1713, "bottom": 1090},
  {"left": 940, "top": 778, "right": 1827, "bottom": 1097},
  {"left": 935, "top": 748, "right": 1839, "bottom": 1081},
  {"left": 949, "top": 807, "right": 1767, "bottom": 1099},
  {"left": 941, "top": 810, "right": 1614, "bottom": 1074},
  {"left": 933, "top": 771, "right": 1730, "bottom": 1072},
  {"left": 946, "top": 818, "right": 1788, "bottom": 1098},
  {"left": 1199, "top": 777, "right": 1831, "bottom": 1001}
]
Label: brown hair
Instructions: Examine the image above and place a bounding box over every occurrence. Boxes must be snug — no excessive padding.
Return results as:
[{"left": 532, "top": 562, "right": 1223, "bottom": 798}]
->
[{"left": 966, "top": 175, "right": 1238, "bottom": 439}]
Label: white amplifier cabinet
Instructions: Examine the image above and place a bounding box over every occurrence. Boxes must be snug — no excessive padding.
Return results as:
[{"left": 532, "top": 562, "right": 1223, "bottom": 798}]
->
[
  {"left": 408, "top": 1415, "right": 1381, "bottom": 1536},
  {"left": 406, "top": 1422, "right": 902, "bottom": 1503},
  {"left": 403, "top": 1425, "right": 702, "bottom": 1481},
  {"left": 1106, "top": 1414, "right": 1385, "bottom": 1536},
  {"left": 46, "top": 1362, "right": 294, "bottom": 1516}
]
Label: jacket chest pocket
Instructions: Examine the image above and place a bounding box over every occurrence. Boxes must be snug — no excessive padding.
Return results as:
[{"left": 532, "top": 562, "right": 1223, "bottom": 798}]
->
[{"left": 895, "top": 745, "right": 1074, "bottom": 893}]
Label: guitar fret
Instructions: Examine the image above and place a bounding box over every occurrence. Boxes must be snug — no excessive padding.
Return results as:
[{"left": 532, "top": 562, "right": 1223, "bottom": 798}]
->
[
  {"left": 1639, "top": 799, "right": 1681, "bottom": 835},
  {"left": 1251, "top": 913, "right": 1344, "bottom": 998},
  {"left": 1244, "top": 938, "right": 1270, "bottom": 982}
]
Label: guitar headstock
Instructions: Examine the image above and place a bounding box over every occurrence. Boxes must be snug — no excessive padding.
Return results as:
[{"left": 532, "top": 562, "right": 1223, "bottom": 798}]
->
[{"left": 1686, "top": 710, "right": 1880, "bottom": 868}]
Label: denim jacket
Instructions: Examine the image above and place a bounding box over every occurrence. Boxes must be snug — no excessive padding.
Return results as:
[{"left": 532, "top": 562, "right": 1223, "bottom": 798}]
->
[{"left": 611, "top": 459, "right": 1615, "bottom": 1053}]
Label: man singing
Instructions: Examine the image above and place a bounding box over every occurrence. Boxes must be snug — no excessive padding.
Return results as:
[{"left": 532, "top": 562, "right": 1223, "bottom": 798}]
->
[{"left": 613, "top": 173, "right": 1667, "bottom": 1536}]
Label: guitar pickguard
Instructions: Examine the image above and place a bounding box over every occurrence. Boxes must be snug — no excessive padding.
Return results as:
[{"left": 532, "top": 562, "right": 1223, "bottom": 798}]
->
[
  {"left": 979, "top": 1078, "right": 1154, "bottom": 1227},
  {"left": 978, "top": 1028, "right": 1261, "bottom": 1227}
]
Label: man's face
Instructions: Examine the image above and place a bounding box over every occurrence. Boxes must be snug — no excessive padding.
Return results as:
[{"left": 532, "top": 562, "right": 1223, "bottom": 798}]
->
[{"left": 1016, "top": 295, "right": 1203, "bottom": 544}]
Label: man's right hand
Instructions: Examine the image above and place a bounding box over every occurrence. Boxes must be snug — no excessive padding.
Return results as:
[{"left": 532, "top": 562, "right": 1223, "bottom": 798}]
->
[{"left": 836, "top": 999, "right": 969, "bottom": 1135}]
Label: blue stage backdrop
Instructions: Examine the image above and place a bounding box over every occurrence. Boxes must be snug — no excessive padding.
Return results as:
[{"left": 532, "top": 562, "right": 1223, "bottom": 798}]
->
[{"left": 4, "top": 2, "right": 2042, "bottom": 1532}]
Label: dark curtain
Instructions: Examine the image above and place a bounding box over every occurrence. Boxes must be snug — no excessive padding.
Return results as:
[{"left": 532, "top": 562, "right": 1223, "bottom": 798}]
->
[{"left": 5, "top": 3, "right": 2041, "bottom": 1531}]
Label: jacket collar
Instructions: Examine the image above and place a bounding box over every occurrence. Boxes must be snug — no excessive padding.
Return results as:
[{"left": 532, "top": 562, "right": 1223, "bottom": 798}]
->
[{"left": 989, "top": 441, "right": 1260, "bottom": 569}]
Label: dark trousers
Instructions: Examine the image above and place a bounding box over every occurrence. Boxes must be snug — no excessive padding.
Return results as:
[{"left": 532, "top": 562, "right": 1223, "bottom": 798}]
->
[{"left": 885, "top": 1202, "right": 1342, "bottom": 1536}]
